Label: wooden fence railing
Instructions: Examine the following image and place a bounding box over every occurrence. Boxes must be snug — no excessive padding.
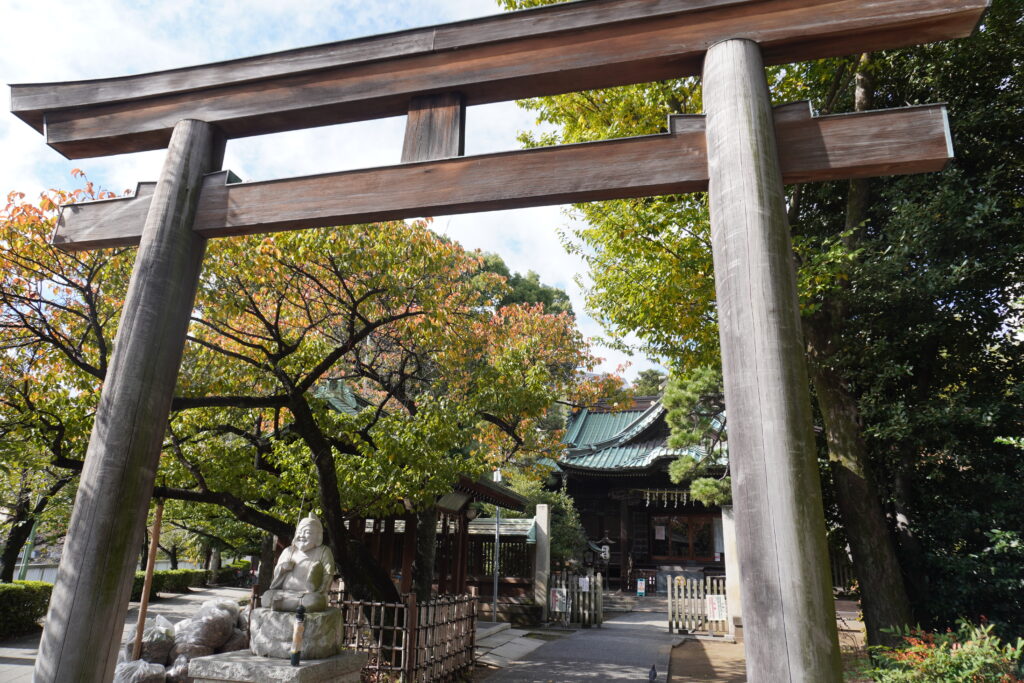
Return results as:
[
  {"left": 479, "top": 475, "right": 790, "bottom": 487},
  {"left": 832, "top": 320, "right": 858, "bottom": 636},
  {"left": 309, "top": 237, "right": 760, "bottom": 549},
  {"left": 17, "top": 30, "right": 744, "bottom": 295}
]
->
[
  {"left": 667, "top": 575, "right": 728, "bottom": 635},
  {"left": 830, "top": 548, "right": 856, "bottom": 593},
  {"left": 548, "top": 569, "right": 603, "bottom": 628},
  {"left": 331, "top": 592, "right": 477, "bottom": 682},
  {"left": 467, "top": 537, "right": 532, "bottom": 578}
]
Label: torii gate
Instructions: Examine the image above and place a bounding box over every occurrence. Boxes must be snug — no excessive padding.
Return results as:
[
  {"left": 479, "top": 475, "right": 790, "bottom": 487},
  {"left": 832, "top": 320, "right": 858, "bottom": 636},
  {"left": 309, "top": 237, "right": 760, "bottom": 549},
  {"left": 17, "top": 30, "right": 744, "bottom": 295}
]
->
[{"left": 11, "top": 1, "right": 986, "bottom": 680}]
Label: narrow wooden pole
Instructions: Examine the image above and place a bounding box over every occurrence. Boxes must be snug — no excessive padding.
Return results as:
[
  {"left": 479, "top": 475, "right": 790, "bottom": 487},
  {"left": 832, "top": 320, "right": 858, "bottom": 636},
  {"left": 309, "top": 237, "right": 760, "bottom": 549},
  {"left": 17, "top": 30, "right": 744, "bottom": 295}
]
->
[
  {"left": 34, "top": 119, "right": 224, "bottom": 683},
  {"left": 702, "top": 39, "right": 842, "bottom": 682},
  {"left": 132, "top": 500, "right": 164, "bottom": 660}
]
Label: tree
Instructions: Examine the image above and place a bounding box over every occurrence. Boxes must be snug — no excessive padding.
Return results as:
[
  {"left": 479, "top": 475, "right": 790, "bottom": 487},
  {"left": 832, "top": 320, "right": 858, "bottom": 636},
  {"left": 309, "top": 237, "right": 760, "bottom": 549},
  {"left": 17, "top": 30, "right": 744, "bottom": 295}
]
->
[
  {"left": 1, "top": 189, "right": 605, "bottom": 602},
  {"left": 664, "top": 365, "right": 730, "bottom": 507},
  {"left": 484, "top": 469, "right": 587, "bottom": 568},
  {"left": 496, "top": 0, "right": 1024, "bottom": 644},
  {"left": 631, "top": 368, "right": 666, "bottom": 396}
]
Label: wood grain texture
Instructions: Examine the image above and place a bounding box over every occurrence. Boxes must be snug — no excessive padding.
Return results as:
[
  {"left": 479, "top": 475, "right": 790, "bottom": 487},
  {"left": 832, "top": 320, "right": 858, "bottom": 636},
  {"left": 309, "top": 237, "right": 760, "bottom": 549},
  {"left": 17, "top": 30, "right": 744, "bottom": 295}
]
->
[
  {"left": 33, "top": 120, "right": 224, "bottom": 683},
  {"left": 703, "top": 40, "right": 842, "bottom": 681},
  {"left": 401, "top": 93, "right": 465, "bottom": 163},
  {"left": 10, "top": 0, "right": 986, "bottom": 158},
  {"left": 53, "top": 104, "right": 951, "bottom": 251}
]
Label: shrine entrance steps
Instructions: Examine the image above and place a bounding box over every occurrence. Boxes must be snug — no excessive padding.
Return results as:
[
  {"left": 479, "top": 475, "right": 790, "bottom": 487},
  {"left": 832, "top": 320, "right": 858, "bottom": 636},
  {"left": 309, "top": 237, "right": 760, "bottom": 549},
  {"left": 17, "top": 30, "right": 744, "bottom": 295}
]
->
[{"left": 603, "top": 590, "right": 669, "bottom": 614}]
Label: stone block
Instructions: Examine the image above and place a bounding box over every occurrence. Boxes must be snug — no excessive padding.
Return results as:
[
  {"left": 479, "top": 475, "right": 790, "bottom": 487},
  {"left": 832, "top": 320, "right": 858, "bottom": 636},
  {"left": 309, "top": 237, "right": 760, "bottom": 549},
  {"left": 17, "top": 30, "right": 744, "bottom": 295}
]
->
[
  {"left": 249, "top": 608, "right": 343, "bottom": 660},
  {"left": 189, "top": 650, "right": 366, "bottom": 682}
]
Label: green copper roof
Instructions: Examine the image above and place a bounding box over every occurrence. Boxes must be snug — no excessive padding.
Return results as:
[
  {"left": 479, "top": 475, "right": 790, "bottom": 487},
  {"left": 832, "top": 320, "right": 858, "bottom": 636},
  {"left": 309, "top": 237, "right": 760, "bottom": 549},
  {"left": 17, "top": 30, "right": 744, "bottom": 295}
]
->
[{"left": 561, "top": 399, "right": 690, "bottom": 471}]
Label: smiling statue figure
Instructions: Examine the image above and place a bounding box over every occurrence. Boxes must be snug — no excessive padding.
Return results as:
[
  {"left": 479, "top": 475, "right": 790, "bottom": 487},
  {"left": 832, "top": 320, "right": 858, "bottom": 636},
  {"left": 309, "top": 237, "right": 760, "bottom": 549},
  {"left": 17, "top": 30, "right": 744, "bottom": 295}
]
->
[{"left": 261, "top": 514, "right": 335, "bottom": 612}]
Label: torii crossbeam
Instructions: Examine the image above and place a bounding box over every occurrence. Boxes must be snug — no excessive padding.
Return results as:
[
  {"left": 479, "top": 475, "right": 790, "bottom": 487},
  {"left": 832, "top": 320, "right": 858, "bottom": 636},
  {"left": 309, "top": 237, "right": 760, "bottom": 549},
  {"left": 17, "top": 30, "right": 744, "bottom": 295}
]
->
[{"left": 11, "top": 1, "right": 986, "bottom": 681}]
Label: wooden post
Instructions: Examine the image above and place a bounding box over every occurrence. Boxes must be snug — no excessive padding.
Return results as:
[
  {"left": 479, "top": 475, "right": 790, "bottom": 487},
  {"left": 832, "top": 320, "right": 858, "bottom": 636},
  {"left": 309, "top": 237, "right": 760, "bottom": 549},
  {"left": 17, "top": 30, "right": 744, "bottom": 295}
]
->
[
  {"left": 400, "top": 515, "right": 416, "bottom": 595},
  {"left": 703, "top": 39, "right": 841, "bottom": 682},
  {"left": 34, "top": 119, "right": 224, "bottom": 683},
  {"left": 380, "top": 518, "right": 395, "bottom": 583},
  {"left": 404, "top": 592, "right": 418, "bottom": 680},
  {"left": 533, "top": 504, "right": 550, "bottom": 622},
  {"left": 132, "top": 500, "right": 164, "bottom": 660},
  {"left": 455, "top": 512, "right": 469, "bottom": 594}
]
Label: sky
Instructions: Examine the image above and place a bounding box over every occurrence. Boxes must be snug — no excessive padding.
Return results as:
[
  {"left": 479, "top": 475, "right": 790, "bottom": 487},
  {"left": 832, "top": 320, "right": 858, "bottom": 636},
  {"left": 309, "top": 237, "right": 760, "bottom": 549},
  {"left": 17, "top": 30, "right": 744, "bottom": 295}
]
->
[{"left": 0, "top": 0, "right": 662, "bottom": 381}]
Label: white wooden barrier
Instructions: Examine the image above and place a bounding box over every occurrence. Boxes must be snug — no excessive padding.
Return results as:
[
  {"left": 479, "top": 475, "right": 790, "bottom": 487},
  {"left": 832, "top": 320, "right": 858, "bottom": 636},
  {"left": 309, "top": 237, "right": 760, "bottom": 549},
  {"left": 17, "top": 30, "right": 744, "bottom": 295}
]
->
[{"left": 668, "top": 575, "right": 728, "bottom": 635}]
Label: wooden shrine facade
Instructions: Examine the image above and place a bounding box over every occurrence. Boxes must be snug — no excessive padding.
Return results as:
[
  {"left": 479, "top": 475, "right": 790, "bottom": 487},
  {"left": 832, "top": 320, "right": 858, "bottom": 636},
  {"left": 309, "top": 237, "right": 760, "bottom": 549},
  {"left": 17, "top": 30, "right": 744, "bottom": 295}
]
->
[
  {"left": 558, "top": 396, "right": 727, "bottom": 590},
  {"left": 12, "top": 1, "right": 987, "bottom": 681},
  {"left": 343, "top": 475, "right": 527, "bottom": 597}
]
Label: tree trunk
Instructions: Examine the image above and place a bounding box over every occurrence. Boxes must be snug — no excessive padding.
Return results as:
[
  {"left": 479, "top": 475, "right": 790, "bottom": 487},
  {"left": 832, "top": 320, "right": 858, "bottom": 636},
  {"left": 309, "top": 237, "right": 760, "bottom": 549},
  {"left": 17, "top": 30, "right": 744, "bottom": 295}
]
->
[
  {"left": 0, "top": 503, "right": 32, "bottom": 583},
  {"left": 0, "top": 476, "right": 71, "bottom": 582},
  {"left": 805, "top": 339, "right": 914, "bottom": 647},
  {"left": 140, "top": 532, "right": 149, "bottom": 570},
  {"left": 289, "top": 394, "right": 400, "bottom": 602},
  {"left": 798, "top": 51, "right": 914, "bottom": 648},
  {"left": 412, "top": 507, "right": 438, "bottom": 601},
  {"left": 256, "top": 533, "right": 276, "bottom": 596},
  {"left": 168, "top": 546, "right": 178, "bottom": 570}
]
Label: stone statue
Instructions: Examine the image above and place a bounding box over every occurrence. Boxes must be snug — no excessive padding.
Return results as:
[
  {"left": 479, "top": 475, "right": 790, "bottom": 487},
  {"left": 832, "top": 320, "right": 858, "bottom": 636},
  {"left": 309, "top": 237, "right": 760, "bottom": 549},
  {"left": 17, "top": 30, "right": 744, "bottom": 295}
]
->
[{"left": 261, "top": 514, "right": 335, "bottom": 612}]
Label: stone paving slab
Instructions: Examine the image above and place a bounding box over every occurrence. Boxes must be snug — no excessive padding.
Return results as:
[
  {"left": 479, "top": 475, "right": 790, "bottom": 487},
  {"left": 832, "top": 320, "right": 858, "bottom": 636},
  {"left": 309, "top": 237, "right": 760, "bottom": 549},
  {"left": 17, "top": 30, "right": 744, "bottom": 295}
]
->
[
  {"left": 486, "top": 637, "right": 547, "bottom": 661},
  {"left": 477, "top": 628, "right": 531, "bottom": 650},
  {"left": 482, "top": 612, "right": 683, "bottom": 683}
]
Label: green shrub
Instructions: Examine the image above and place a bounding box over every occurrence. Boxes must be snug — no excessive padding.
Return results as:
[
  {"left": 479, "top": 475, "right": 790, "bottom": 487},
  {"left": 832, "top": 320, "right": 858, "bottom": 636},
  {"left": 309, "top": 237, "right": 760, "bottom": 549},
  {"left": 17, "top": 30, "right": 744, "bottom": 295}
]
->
[
  {"left": 864, "top": 620, "right": 1024, "bottom": 682},
  {"left": 0, "top": 581, "right": 53, "bottom": 639},
  {"left": 208, "top": 560, "right": 252, "bottom": 587},
  {"left": 130, "top": 568, "right": 209, "bottom": 600}
]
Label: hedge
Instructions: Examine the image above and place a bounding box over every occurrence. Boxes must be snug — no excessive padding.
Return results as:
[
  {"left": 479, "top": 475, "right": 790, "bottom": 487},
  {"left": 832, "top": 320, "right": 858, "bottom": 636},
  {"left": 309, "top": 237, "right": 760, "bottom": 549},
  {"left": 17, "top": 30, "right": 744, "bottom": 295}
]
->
[
  {"left": 129, "top": 568, "right": 209, "bottom": 601},
  {"left": 0, "top": 580, "right": 53, "bottom": 639},
  {"left": 208, "top": 560, "right": 252, "bottom": 587}
]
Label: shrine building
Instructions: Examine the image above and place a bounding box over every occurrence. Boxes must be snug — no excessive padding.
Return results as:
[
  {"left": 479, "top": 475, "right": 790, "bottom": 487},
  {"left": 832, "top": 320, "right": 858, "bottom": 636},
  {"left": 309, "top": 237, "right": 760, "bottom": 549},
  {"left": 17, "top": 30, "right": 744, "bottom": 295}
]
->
[{"left": 556, "top": 396, "right": 729, "bottom": 593}]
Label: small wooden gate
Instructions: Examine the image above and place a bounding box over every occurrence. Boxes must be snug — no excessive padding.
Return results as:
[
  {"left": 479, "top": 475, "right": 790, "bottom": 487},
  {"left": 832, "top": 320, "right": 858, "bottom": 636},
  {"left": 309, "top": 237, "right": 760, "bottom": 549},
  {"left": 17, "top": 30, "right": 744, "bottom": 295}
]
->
[
  {"left": 667, "top": 575, "right": 728, "bottom": 635},
  {"left": 548, "top": 569, "right": 604, "bottom": 628}
]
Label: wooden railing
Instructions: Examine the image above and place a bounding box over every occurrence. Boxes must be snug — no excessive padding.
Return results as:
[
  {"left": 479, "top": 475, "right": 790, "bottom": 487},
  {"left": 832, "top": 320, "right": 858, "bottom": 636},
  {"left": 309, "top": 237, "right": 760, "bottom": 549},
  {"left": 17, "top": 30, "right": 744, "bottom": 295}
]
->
[
  {"left": 331, "top": 592, "right": 477, "bottom": 682},
  {"left": 467, "top": 537, "right": 532, "bottom": 578},
  {"left": 830, "top": 548, "right": 856, "bottom": 594},
  {"left": 548, "top": 569, "right": 603, "bottom": 628},
  {"left": 668, "top": 575, "right": 728, "bottom": 635}
]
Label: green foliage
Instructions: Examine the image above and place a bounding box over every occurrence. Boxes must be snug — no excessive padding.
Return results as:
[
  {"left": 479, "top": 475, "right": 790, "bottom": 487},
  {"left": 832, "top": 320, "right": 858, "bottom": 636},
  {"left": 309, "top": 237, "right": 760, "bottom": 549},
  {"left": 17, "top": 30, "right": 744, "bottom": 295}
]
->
[
  {"left": 687, "top": 478, "right": 732, "bottom": 507},
  {"left": 487, "top": 471, "right": 587, "bottom": 567},
  {"left": 0, "top": 580, "right": 52, "bottom": 639},
  {"left": 478, "top": 253, "right": 573, "bottom": 315},
  {"left": 129, "top": 568, "right": 209, "bottom": 600},
  {"left": 663, "top": 366, "right": 730, "bottom": 506},
  {"left": 208, "top": 560, "right": 252, "bottom": 588},
  {"left": 500, "top": 0, "right": 1024, "bottom": 642},
  {"left": 863, "top": 621, "right": 1024, "bottom": 682},
  {"left": 632, "top": 369, "right": 666, "bottom": 396}
]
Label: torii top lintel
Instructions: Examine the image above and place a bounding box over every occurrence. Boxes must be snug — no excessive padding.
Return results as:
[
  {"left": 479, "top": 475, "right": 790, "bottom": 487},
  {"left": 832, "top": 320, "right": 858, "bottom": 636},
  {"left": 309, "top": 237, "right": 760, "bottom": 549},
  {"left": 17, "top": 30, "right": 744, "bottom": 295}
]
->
[{"left": 11, "top": 0, "right": 987, "bottom": 159}]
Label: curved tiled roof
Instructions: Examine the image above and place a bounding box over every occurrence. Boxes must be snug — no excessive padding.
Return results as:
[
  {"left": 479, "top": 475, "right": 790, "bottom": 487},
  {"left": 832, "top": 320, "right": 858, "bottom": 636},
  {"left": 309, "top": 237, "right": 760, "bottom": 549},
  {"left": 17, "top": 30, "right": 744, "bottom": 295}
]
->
[{"left": 561, "top": 398, "right": 697, "bottom": 471}]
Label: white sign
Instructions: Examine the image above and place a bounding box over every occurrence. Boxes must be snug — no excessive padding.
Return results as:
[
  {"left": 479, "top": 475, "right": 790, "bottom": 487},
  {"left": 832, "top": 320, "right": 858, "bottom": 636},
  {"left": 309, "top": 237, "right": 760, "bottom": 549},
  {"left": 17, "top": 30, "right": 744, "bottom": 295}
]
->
[
  {"left": 550, "top": 587, "right": 568, "bottom": 612},
  {"left": 654, "top": 525, "right": 666, "bottom": 540},
  {"left": 706, "top": 595, "right": 727, "bottom": 621},
  {"left": 578, "top": 576, "right": 590, "bottom": 593},
  {"left": 637, "top": 578, "right": 646, "bottom": 597}
]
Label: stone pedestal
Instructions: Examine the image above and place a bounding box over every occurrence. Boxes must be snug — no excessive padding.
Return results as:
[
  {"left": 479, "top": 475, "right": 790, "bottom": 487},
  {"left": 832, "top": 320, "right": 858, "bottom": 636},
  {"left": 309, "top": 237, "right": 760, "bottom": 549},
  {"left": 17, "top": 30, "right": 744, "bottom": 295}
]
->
[
  {"left": 189, "top": 650, "right": 366, "bottom": 683},
  {"left": 249, "top": 608, "right": 343, "bottom": 661}
]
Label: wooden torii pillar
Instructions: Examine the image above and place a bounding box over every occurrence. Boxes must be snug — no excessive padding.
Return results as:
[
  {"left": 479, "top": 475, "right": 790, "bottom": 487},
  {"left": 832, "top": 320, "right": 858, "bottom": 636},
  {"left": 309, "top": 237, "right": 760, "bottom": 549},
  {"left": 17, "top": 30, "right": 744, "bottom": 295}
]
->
[{"left": 10, "top": 1, "right": 985, "bottom": 681}]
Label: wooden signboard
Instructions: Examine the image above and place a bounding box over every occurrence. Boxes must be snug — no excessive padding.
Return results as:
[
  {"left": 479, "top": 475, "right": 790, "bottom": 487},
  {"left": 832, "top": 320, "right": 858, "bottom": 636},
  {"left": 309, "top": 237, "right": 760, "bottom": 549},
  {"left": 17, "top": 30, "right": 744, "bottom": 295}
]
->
[{"left": 10, "top": 1, "right": 987, "bottom": 681}]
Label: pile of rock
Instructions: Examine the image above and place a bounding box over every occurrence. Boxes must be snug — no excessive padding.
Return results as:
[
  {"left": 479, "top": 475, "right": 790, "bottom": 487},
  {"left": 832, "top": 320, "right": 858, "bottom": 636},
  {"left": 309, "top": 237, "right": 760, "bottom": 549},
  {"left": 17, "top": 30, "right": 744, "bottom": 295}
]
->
[{"left": 114, "top": 599, "right": 249, "bottom": 683}]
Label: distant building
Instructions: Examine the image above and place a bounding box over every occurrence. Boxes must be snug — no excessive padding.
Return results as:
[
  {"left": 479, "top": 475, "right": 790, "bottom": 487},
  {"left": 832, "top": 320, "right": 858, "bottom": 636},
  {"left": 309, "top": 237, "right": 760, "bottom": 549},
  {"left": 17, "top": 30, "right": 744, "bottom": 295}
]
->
[{"left": 556, "top": 396, "right": 726, "bottom": 592}]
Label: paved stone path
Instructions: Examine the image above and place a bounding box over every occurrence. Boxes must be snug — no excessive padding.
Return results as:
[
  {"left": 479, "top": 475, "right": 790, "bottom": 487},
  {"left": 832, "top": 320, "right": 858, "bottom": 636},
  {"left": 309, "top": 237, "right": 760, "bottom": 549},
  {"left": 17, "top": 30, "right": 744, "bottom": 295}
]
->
[
  {"left": 0, "top": 585, "right": 250, "bottom": 683},
  {"left": 481, "top": 611, "right": 683, "bottom": 682}
]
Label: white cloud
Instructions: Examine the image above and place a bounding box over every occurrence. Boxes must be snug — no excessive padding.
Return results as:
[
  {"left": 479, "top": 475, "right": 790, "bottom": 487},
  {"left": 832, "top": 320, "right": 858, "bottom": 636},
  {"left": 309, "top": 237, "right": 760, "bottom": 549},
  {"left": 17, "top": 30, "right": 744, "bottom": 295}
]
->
[{"left": 1, "top": 0, "right": 655, "bottom": 380}]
